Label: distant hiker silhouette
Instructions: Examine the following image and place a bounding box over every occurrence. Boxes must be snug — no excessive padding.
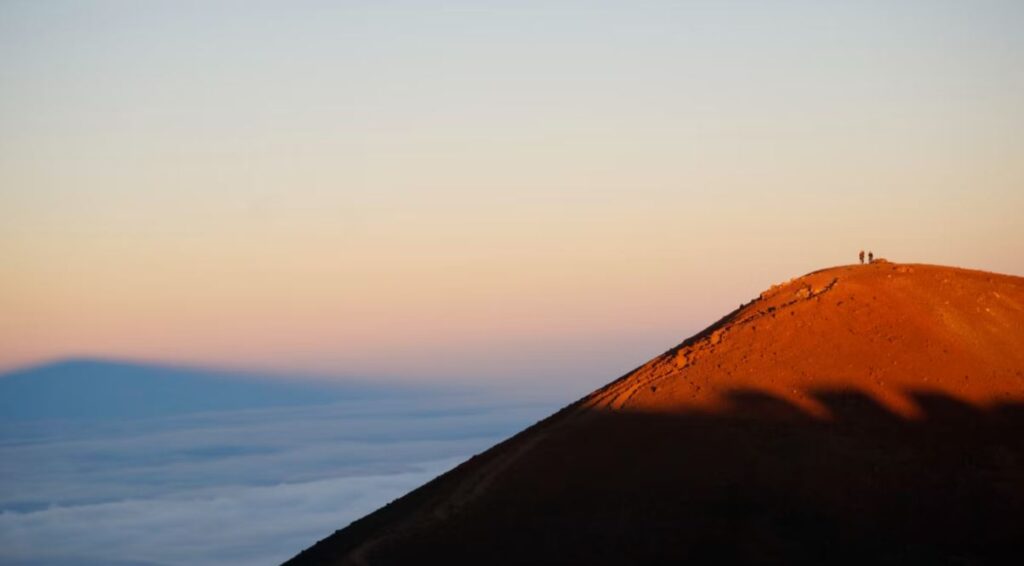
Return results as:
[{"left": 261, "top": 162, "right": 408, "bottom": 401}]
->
[
  {"left": 868, "top": 251, "right": 874, "bottom": 263},
  {"left": 859, "top": 250, "right": 865, "bottom": 264}
]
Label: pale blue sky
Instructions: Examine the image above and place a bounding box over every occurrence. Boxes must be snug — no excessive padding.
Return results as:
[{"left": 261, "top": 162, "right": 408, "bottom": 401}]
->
[{"left": 2, "top": 1, "right": 1022, "bottom": 383}]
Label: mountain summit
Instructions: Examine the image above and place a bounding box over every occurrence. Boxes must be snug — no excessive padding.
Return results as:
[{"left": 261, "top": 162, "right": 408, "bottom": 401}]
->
[{"left": 289, "top": 263, "right": 1024, "bottom": 565}]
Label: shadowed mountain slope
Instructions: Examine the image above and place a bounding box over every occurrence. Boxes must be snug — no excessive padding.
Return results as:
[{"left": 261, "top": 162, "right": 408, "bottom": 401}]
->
[{"left": 288, "top": 263, "right": 1024, "bottom": 565}]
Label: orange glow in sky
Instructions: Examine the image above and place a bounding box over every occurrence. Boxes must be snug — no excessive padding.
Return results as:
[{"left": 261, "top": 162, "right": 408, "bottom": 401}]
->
[{"left": 2, "top": 1, "right": 1022, "bottom": 388}]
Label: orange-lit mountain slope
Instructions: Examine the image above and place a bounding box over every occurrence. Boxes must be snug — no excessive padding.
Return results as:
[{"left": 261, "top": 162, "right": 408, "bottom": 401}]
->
[{"left": 288, "top": 262, "right": 1024, "bottom": 565}]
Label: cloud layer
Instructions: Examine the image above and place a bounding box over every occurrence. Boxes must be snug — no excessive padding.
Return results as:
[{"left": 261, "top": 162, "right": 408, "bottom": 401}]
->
[{"left": 0, "top": 394, "right": 558, "bottom": 565}]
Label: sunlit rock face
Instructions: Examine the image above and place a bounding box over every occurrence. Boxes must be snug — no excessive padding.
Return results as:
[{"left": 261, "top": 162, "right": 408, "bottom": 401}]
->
[{"left": 290, "top": 263, "right": 1024, "bottom": 565}]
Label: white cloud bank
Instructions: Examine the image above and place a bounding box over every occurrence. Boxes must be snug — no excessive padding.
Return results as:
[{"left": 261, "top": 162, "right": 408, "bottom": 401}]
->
[
  {"left": 0, "top": 458, "right": 460, "bottom": 566},
  {"left": 0, "top": 394, "right": 559, "bottom": 565}
]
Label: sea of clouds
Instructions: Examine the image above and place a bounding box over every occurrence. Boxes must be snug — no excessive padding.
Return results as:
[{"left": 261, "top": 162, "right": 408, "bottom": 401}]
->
[{"left": 0, "top": 393, "right": 559, "bottom": 565}]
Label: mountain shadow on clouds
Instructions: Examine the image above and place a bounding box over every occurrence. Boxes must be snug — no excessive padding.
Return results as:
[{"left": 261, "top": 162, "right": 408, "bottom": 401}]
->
[{"left": 0, "top": 358, "right": 428, "bottom": 421}]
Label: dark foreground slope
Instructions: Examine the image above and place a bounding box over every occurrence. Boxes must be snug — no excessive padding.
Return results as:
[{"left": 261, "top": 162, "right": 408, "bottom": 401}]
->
[{"left": 289, "top": 263, "right": 1024, "bottom": 565}]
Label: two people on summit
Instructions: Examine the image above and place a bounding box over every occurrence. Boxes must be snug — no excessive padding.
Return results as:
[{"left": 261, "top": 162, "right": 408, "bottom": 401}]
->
[{"left": 858, "top": 250, "right": 874, "bottom": 264}]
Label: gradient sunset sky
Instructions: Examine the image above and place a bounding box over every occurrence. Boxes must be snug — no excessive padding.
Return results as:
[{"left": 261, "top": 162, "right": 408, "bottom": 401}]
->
[{"left": 2, "top": 1, "right": 1022, "bottom": 388}]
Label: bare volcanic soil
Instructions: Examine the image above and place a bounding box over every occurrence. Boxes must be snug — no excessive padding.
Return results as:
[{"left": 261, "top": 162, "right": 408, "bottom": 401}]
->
[{"left": 288, "top": 263, "right": 1024, "bottom": 565}]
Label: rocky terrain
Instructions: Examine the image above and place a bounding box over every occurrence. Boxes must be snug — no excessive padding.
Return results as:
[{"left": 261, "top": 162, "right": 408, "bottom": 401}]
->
[{"left": 288, "top": 262, "right": 1024, "bottom": 565}]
